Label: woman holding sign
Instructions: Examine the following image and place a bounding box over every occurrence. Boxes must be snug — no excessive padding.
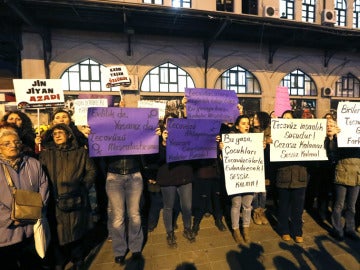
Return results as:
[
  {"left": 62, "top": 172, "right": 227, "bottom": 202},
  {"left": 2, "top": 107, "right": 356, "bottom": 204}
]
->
[
  {"left": 325, "top": 119, "right": 360, "bottom": 241},
  {"left": 274, "top": 110, "right": 309, "bottom": 243},
  {"left": 219, "top": 115, "right": 255, "bottom": 244},
  {"left": 156, "top": 125, "right": 196, "bottom": 247}
]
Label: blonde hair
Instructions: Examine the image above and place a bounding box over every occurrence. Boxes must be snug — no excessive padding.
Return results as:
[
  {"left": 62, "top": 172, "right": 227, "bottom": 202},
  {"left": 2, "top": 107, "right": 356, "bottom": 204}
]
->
[{"left": 0, "top": 129, "right": 19, "bottom": 140}]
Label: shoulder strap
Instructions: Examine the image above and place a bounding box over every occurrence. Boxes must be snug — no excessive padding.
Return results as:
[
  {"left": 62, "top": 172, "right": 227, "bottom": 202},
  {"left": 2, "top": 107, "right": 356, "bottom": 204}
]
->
[{"left": 2, "top": 163, "right": 15, "bottom": 189}]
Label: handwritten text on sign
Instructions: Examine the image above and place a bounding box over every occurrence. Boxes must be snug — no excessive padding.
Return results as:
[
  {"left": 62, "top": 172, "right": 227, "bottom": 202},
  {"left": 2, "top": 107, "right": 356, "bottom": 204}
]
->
[
  {"left": 222, "top": 133, "right": 265, "bottom": 195},
  {"left": 336, "top": 102, "right": 360, "bottom": 147},
  {"left": 270, "top": 119, "right": 328, "bottom": 162},
  {"left": 166, "top": 118, "right": 221, "bottom": 163},
  {"left": 87, "top": 107, "right": 159, "bottom": 157},
  {"left": 185, "top": 88, "right": 239, "bottom": 123}
]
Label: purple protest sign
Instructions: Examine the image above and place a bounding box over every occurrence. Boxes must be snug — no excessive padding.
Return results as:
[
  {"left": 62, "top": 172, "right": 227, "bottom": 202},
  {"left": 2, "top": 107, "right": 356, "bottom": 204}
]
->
[
  {"left": 87, "top": 107, "right": 159, "bottom": 157},
  {"left": 166, "top": 118, "right": 221, "bottom": 163},
  {"left": 185, "top": 88, "right": 239, "bottom": 123}
]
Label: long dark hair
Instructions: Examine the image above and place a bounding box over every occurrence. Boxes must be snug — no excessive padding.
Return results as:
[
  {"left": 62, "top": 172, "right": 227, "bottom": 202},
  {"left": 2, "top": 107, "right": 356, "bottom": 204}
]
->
[
  {"left": 2, "top": 110, "right": 36, "bottom": 151},
  {"left": 231, "top": 115, "right": 250, "bottom": 133},
  {"left": 254, "top": 111, "right": 271, "bottom": 131}
]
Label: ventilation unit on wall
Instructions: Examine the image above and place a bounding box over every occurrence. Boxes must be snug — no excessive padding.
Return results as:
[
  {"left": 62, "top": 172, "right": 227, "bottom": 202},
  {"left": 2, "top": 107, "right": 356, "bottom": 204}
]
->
[
  {"left": 321, "top": 9, "right": 336, "bottom": 25},
  {"left": 321, "top": 87, "right": 335, "bottom": 97},
  {"left": 263, "top": 6, "right": 279, "bottom": 18},
  {"left": 120, "top": 75, "right": 139, "bottom": 91}
]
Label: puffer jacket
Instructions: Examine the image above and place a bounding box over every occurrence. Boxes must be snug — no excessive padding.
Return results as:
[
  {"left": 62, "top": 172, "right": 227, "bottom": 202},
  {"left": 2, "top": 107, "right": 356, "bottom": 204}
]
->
[
  {"left": 0, "top": 156, "right": 49, "bottom": 247},
  {"left": 39, "top": 125, "right": 96, "bottom": 245}
]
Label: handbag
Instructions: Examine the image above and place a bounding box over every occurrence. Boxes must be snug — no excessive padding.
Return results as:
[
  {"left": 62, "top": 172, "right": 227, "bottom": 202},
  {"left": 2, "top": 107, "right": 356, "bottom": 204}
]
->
[
  {"left": 56, "top": 190, "right": 83, "bottom": 212},
  {"left": 2, "top": 164, "right": 43, "bottom": 223},
  {"left": 34, "top": 218, "right": 51, "bottom": 258}
]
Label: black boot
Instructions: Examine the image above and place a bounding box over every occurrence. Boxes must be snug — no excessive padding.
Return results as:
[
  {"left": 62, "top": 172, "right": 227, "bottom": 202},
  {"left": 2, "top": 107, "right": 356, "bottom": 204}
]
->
[
  {"left": 192, "top": 220, "right": 200, "bottom": 236},
  {"left": 183, "top": 228, "right": 196, "bottom": 243},
  {"left": 166, "top": 231, "right": 177, "bottom": 248},
  {"left": 215, "top": 218, "right": 227, "bottom": 231}
]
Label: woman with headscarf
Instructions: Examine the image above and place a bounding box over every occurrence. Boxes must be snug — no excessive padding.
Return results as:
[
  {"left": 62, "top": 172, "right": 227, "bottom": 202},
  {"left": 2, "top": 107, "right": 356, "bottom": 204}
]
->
[{"left": 39, "top": 123, "right": 96, "bottom": 270}]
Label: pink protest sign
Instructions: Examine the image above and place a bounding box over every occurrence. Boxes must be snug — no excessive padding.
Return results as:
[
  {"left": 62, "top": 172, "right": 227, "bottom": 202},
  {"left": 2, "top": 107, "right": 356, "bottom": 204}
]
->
[{"left": 274, "top": 86, "right": 291, "bottom": 117}]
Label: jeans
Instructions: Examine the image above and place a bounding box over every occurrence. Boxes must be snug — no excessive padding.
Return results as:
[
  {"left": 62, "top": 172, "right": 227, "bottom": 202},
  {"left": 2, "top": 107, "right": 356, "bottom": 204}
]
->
[
  {"left": 106, "top": 172, "right": 144, "bottom": 257},
  {"left": 161, "top": 183, "right": 192, "bottom": 233},
  {"left": 231, "top": 193, "right": 254, "bottom": 229},
  {"left": 252, "top": 192, "right": 266, "bottom": 209},
  {"left": 331, "top": 184, "right": 360, "bottom": 236},
  {"left": 277, "top": 188, "right": 306, "bottom": 236}
]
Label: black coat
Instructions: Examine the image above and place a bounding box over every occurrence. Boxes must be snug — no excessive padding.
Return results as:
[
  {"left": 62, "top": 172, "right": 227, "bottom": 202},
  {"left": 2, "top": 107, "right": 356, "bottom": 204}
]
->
[{"left": 39, "top": 126, "right": 96, "bottom": 245}]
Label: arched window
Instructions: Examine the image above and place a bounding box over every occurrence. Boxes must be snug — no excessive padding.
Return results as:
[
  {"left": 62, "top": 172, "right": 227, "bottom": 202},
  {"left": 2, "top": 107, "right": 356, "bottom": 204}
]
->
[
  {"left": 281, "top": 69, "right": 317, "bottom": 96},
  {"left": 216, "top": 65, "right": 261, "bottom": 94},
  {"left": 335, "top": 0, "right": 347, "bottom": 26},
  {"left": 302, "top": 0, "right": 316, "bottom": 23},
  {"left": 280, "top": 0, "right": 295, "bottom": 20},
  {"left": 281, "top": 69, "right": 317, "bottom": 116},
  {"left": 354, "top": 0, "right": 360, "bottom": 28},
  {"left": 335, "top": 73, "right": 360, "bottom": 97},
  {"left": 172, "top": 0, "right": 191, "bottom": 8},
  {"left": 143, "top": 0, "right": 163, "bottom": 4},
  {"left": 141, "top": 62, "right": 195, "bottom": 93},
  {"left": 61, "top": 59, "right": 112, "bottom": 91}
]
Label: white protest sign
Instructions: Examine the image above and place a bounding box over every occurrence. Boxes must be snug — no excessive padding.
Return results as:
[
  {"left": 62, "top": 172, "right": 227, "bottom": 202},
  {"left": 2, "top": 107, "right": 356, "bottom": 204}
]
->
[
  {"left": 222, "top": 133, "right": 265, "bottom": 195},
  {"left": 73, "top": 99, "right": 108, "bottom": 125},
  {"left": 138, "top": 100, "right": 167, "bottom": 119},
  {"left": 13, "top": 79, "right": 64, "bottom": 108},
  {"left": 102, "top": 65, "right": 131, "bottom": 88},
  {"left": 270, "top": 118, "right": 328, "bottom": 161},
  {"left": 336, "top": 102, "right": 360, "bottom": 147}
]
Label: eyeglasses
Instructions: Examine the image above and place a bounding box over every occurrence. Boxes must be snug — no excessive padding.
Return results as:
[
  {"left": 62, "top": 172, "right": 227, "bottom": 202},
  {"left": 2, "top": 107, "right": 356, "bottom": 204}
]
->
[
  {"left": 52, "top": 131, "right": 66, "bottom": 137},
  {"left": 0, "top": 140, "right": 22, "bottom": 148}
]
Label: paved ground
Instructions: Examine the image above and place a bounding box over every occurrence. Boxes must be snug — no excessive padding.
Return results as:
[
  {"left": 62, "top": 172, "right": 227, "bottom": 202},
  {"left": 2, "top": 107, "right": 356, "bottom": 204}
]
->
[{"left": 83, "top": 205, "right": 360, "bottom": 270}]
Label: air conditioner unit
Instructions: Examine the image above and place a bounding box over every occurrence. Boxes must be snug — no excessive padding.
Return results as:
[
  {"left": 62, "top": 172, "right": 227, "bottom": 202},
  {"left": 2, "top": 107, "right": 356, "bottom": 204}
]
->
[
  {"left": 321, "top": 9, "right": 336, "bottom": 25},
  {"left": 321, "top": 87, "right": 335, "bottom": 97},
  {"left": 120, "top": 75, "right": 139, "bottom": 91},
  {"left": 263, "top": 6, "right": 279, "bottom": 18}
]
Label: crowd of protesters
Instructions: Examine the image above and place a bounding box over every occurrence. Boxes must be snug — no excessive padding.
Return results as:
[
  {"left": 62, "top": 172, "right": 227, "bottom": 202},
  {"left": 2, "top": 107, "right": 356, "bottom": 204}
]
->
[{"left": 0, "top": 99, "right": 359, "bottom": 269}]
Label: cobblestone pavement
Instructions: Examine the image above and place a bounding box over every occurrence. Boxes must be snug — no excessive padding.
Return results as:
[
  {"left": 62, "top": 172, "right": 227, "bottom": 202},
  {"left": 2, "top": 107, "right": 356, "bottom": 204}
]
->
[{"left": 85, "top": 206, "right": 360, "bottom": 270}]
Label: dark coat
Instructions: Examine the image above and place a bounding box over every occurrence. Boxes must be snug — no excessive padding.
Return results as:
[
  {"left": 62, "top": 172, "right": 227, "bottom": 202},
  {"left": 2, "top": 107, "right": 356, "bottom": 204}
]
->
[
  {"left": 39, "top": 125, "right": 96, "bottom": 245},
  {"left": 274, "top": 163, "right": 309, "bottom": 189},
  {"left": 156, "top": 143, "right": 193, "bottom": 187}
]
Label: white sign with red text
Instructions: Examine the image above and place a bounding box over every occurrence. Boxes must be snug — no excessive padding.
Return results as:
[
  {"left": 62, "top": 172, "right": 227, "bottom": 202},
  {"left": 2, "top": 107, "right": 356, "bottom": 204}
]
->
[
  {"left": 13, "top": 79, "right": 64, "bottom": 109},
  {"left": 102, "top": 65, "right": 131, "bottom": 88}
]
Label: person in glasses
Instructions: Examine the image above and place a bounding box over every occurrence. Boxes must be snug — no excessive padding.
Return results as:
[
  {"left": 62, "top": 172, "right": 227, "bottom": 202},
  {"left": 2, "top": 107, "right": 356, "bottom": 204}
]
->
[
  {"left": 39, "top": 123, "right": 96, "bottom": 270},
  {"left": 36, "top": 109, "right": 87, "bottom": 153},
  {"left": 0, "top": 126, "right": 49, "bottom": 270}
]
